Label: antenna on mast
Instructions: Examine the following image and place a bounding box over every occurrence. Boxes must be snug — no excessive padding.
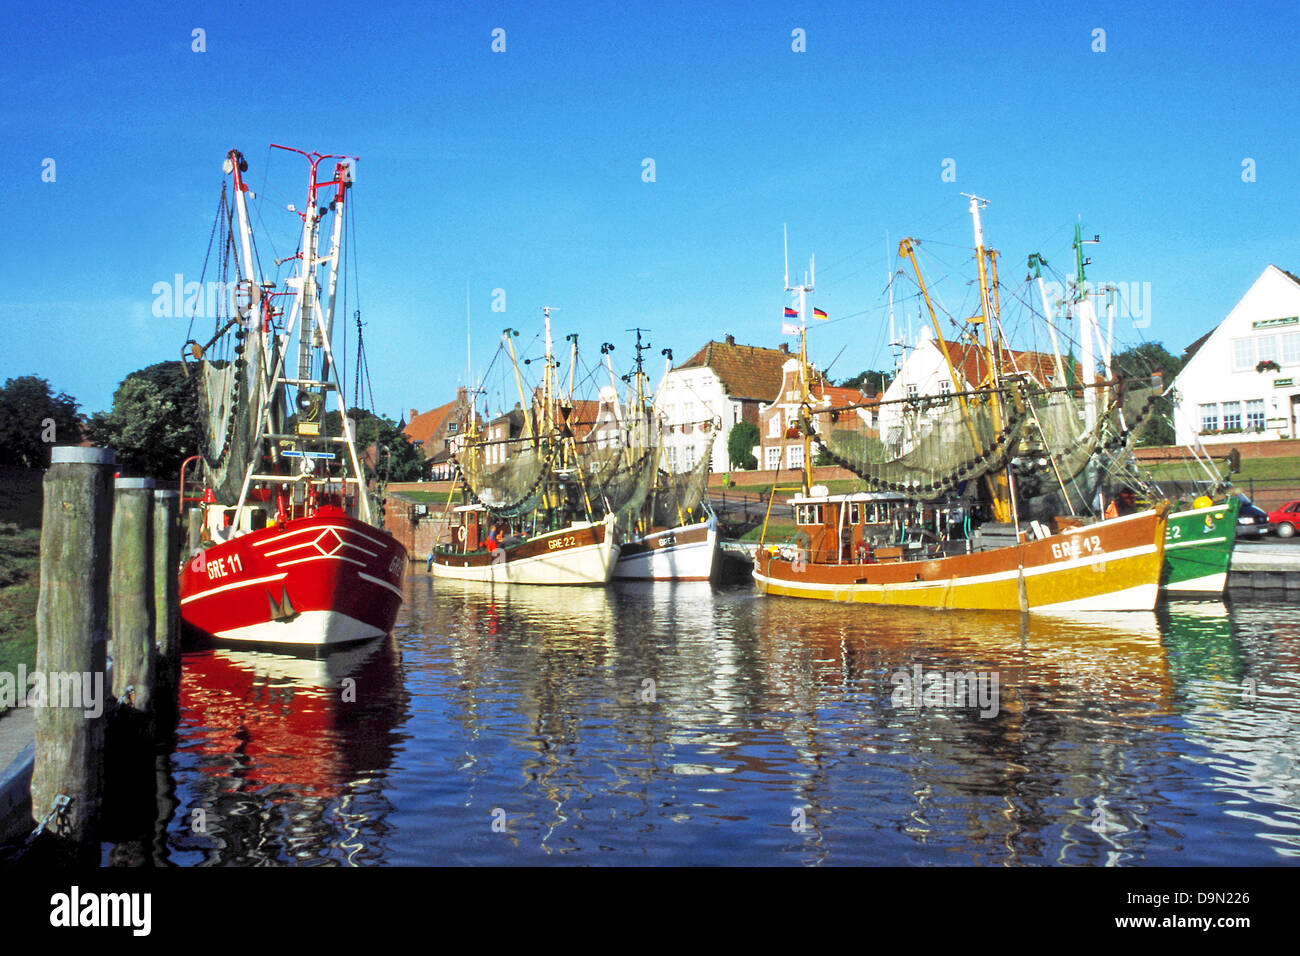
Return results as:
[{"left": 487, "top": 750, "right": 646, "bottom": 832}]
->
[{"left": 783, "top": 223, "right": 790, "bottom": 290}]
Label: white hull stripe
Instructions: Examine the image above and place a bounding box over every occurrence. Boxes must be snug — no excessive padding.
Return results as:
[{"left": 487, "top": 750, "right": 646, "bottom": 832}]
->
[
  {"left": 277, "top": 553, "right": 368, "bottom": 568},
  {"left": 1172, "top": 503, "right": 1235, "bottom": 519},
  {"left": 1165, "top": 536, "right": 1231, "bottom": 551},
  {"left": 1166, "top": 572, "right": 1228, "bottom": 594},
  {"left": 357, "top": 571, "right": 403, "bottom": 598},
  {"left": 266, "top": 540, "right": 378, "bottom": 558},
  {"left": 251, "top": 523, "right": 392, "bottom": 550},
  {"left": 757, "top": 542, "right": 1158, "bottom": 594},
  {"left": 181, "top": 573, "right": 289, "bottom": 606},
  {"left": 212, "top": 609, "right": 384, "bottom": 646},
  {"left": 1036, "top": 583, "right": 1159, "bottom": 613},
  {"left": 434, "top": 541, "right": 616, "bottom": 583}
]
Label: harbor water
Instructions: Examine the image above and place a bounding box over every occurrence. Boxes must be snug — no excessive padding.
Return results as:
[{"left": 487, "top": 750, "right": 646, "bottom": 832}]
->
[{"left": 130, "top": 576, "right": 1300, "bottom": 865}]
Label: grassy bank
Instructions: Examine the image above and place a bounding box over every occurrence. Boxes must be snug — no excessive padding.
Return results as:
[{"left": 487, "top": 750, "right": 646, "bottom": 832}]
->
[
  {"left": 0, "top": 468, "right": 43, "bottom": 714},
  {"left": 739, "top": 522, "right": 796, "bottom": 544}
]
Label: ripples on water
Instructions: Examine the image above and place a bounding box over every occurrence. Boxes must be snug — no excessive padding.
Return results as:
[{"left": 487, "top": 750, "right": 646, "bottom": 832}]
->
[{"left": 144, "top": 576, "right": 1300, "bottom": 866}]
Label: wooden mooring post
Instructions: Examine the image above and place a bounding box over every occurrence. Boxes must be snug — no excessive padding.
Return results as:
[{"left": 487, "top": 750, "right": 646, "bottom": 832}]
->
[
  {"left": 30, "top": 446, "right": 115, "bottom": 856},
  {"left": 152, "top": 489, "right": 181, "bottom": 737},
  {"left": 111, "top": 477, "right": 156, "bottom": 723}
]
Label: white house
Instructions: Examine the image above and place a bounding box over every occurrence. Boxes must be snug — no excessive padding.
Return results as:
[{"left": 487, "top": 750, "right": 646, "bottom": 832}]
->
[
  {"left": 878, "top": 326, "right": 1067, "bottom": 445},
  {"left": 1172, "top": 265, "right": 1300, "bottom": 445},
  {"left": 657, "top": 336, "right": 794, "bottom": 473}
]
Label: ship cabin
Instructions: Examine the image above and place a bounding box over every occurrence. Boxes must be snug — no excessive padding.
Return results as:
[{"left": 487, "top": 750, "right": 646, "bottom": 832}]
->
[
  {"left": 444, "top": 503, "right": 524, "bottom": 555},
  {"left": 784, "top": 486, "right": 970, "bottom": 564},
  {"left": 200, "top": 487, "right": 353, "bottom": 541}
]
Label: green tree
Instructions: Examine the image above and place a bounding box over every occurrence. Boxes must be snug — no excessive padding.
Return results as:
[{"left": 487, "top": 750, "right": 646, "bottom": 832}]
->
[
  {"left": 727, "top": 421, "right": 759, "bottom": 470},
  {"left": 1113, "top": 343, "right": 1183, "bottom": 446},
  {"left": 0, "top": 375, "right": 84, "bottom": 467},
  {"left": 322, "top": 408, "right": 423, "bottom": 483},
  {"left": 838, "top": 369, "right": 891, "bottom": 396},
  {"left": 86, "top": 362, "right": 203, "bottom": 480}
]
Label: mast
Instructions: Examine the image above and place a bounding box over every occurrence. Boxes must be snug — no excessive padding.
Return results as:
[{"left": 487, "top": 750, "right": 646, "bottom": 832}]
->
[
  {"left": 966, "top": 194, "right": 1013, "bottom": 523},
  {"left": 217, "top": 147, "right": 374, "bottom": 529},
  {"left": 1027, "top": 253, "right": 1067, "bottom": 387},
  {"left": 785, "top": 229, "right": 815, "bottom": 495},
  {"left": 1072, "top": 223, "right": 1101, "bottom": 429}
]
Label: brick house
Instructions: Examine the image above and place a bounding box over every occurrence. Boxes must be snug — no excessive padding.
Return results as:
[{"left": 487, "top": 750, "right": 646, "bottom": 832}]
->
[
  {"left": 403, "top": 387, "right": 482, "bottom": 480},
  {"left": 758, "top": 358, "right": 877, "bottom": 471},
  {"left": 658, "top": 335, "right": 796, "bottom": 473}
]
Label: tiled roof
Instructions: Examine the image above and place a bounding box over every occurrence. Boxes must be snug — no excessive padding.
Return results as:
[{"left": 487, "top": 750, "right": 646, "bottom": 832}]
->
[
  {"left": 560, "top": 399, "right": 602, "bottom": 440},
  {"left": 676, "top": 340, "right": 795, "bottom": 401},
  {"left": 404, "top": 400, "right": 457, "bottom": 448},
  {"left": 937, "top": 337, "right": 1081, "bottom": 387},
  {"left": 819, "top": 383, "right": 873, "bottom": 408}
]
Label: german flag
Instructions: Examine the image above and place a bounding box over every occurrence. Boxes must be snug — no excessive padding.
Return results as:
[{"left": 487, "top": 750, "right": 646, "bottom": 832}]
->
[{"left": 813, "top": 307, "right": 828, "bottom": 320}]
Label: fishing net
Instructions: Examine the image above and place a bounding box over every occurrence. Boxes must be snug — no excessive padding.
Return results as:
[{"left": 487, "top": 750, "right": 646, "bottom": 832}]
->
[
  {"left": 807, "top": 385, "right": 1029, "bottom": 499},
  {"left": 198, "top": 320, "right": 265, "bottom": 504}
]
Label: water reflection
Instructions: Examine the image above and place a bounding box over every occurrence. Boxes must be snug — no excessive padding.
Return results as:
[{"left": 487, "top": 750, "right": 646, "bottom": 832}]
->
[
  {"left": 155, "top": 577, "right": 1300, "bottom": 865},
  {"left": 1163, "top": 602, "right": 1300, "bottom": 860},
  {"left": 168, "top": 635, "right": 409, "bottom": 865}
]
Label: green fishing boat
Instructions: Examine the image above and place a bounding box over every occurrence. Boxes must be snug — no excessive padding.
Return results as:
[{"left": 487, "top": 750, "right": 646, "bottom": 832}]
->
[{"left": 1161, "top": 495, "right": 1239, "bottom": 596}]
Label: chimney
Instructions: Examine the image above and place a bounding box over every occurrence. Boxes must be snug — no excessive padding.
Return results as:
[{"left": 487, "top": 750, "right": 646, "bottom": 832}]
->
[
  {"left": 725, "top": 334, "right": 735, "bottom": 346},
  {"left": 779, "top": 343, "right": 789, "bottom": 354},
  {"left": 457, "top": 386, "right": 467, "bottom": 405},
  {"left": 409, "top": 408, "right": 418, "bottom": 421}
]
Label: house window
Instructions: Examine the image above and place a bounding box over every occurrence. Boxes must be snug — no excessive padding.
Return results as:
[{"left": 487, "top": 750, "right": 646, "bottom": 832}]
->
[
  {"left": 1246, "top": 399, "right": 1265, "bottom": 430},
  {"left": 447, "top": 422, "right": 459, "bottom": 434},
  {"left": 769, "top": 414, "right": 781, "bottom": 438},
  {"left": 1200, "top": 403, "right": 1218, "bottom": 432},
  {"left": 1232, "top": 338, "right": 1255, "bottom": 371},
  {"left": 766, "top": 446, "right": 782, "bottom": 470},
  {"left": 1222, "top": 401, "right": 1242, "bottom": 431},
  {"left": 1256, "top": 335, "right": 1279, "bottom": 366},
  {"left": 788, "top": 444, "right": 804, "bottom": 470},
  {"left": 938, "top": 379, "right": 952, "bottom": 396},
  {"left": 906, "top": 384, "right": 919, "bottom": 400},
  {"left": 1284, "top": 332, "right": 1300, "bottom": 365}
]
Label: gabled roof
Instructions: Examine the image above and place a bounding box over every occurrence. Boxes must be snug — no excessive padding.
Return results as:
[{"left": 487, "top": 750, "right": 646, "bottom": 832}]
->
[
  {"left": 404, "top": 399, "right": 458, "bottom": 448},
  {"left": 675, "top": 340, "right": 795, "bottom": 402},
  {"left": 1175, "top": 264, "right": 1300, "bottom": 379},
  {"left": 1182, "top": 329, "right": 1213, "bottom": 362}
]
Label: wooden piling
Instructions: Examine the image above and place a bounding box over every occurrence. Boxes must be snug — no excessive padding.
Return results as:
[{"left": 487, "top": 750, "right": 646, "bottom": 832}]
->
[
  {"left": 110, "top": 477, "right": 155, "bottom": 719},
  {"left": 153, "top": 489, "right": 180, "bottom": 729},
  {"left": 31, "top": 446, "right": 115, "bottom": 851}
]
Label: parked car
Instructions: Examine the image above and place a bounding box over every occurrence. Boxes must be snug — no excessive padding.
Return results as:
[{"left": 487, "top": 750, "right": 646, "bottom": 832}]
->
[
  {"left": 1267, "top": 499, "right": 1300, "bottom": 538},
  {"left": 1235, "top": 496, "right": 1274, "bottom": 539}
]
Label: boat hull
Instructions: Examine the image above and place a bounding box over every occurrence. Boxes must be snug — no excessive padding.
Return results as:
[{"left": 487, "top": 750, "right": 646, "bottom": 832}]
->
[
  {"left": 613, "top": 521, "right": 718, "bottom": 581},
  {"left": 1162, "top": 497, "right": 1239, "bottom": 596},
  {"left": 753, "top": 507, "right": 1168, "bottom": 613},
  {"left": 431, "top": 519, "right": 619, "bottom": 585},
  {"left": 179, "top": 511, "right": 407, "bottom": 647}
]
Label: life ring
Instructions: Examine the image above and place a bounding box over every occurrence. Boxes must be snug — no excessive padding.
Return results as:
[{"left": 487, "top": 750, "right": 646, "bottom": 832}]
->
[{"left": 454, "top": 526, "right": 465, "bottom": 543}]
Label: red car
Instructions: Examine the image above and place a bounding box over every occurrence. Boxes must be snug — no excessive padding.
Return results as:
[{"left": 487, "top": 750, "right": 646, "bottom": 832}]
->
[{"left": 1267, "top": 500, "right": 1300, "bottom": 538}]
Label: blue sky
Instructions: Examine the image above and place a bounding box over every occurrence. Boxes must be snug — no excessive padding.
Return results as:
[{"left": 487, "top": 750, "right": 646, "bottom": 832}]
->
[{"left": 4, "top": 0, "right": 1299, "bottom": 422}]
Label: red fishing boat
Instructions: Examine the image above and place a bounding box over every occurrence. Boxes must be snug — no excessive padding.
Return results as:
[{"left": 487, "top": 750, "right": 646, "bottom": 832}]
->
[{"left": 178, "top": 147, "right": 406, "bottom": 646}]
